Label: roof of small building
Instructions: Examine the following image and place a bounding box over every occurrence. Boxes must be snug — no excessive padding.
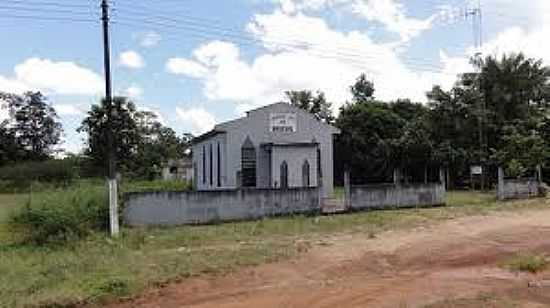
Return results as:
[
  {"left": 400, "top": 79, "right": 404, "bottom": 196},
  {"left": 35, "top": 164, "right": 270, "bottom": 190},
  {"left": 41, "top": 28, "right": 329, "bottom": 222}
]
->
[{"left": 192, "top": 102, "right": 340, "bottom": 144}]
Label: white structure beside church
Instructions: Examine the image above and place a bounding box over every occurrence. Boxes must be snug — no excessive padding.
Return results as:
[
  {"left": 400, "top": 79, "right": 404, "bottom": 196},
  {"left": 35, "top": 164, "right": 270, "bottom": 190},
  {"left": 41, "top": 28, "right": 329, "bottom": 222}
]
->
[{"left": 191, "top": 102, "right": 340, "bottom": 197}]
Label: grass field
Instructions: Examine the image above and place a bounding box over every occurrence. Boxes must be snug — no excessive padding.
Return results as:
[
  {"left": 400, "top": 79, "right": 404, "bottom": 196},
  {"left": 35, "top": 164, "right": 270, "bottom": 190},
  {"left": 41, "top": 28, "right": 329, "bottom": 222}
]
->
[
  {"left": 0, "top": 194, "right": 27, "bottom": 223},
  {"left": 0, "top": 190, "right": 547, "bottom": 307}
]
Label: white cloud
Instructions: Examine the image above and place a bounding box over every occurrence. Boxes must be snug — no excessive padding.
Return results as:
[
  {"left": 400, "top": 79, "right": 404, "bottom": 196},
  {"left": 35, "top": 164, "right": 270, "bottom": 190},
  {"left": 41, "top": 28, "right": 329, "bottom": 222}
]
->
[
  {"left": 53, "top": 104, "right": 85, "bottom": 117},
  {"left": 1, "top": 58, "right": 103, "bottom": 95},
  {"left": 166, "top": 58, "right": 208, "bottom": 78},
  {"left": 351, "top": 0, "right": 434, "bottom": 42},
  {"left": 139, "top": 31, "right": 162, "bottom": 48},
  {"left": 119, "top": 50, "right": 145, "bottom": 69},
  {"left": 139, "top": 106, "right": 166, "bottom": 126},
  {"left": 124, "top": 85, "right": 143, "bottom": 99},
  {"left": 436, "top": 0, "right": 550, "bottom": 84},
  {"left": 175, "top": 107, "right": 216, "bottom": 135},
  {"left": 0, "top": 75, "right": 30, "bottom": 94},
  {"left": 271, "top": 0, "right": 434, "bottom": 41},
  {"left": 167, "top": 12, "right": 454, "bottom": 110}
]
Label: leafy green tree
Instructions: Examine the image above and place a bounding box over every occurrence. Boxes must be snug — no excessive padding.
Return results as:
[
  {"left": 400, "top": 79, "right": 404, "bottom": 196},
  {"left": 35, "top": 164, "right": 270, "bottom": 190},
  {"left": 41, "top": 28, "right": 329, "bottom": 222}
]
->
[
  {"left": 0, "top": 121, "right": 20, "bottom": 165},
  {"left": 491, "top": 125, "right": 549, "bottom": 177},
  {"left": 350, "top": 73, "right": 375, "bottom": 103},
  {"left": 335, "top": 101, "right": 405, "bottom": 183},
  {"left": 0, "top": 91, "right": 62, "bottom": 161},
  {"left": 79, "top": 97, "right": 192, "bottom": 179},
  {"left": 285, "top": 90, "right": 335, "bottom": 124},
  {"left": 78, "top": 97, "right": 143, "bottom": 175}
]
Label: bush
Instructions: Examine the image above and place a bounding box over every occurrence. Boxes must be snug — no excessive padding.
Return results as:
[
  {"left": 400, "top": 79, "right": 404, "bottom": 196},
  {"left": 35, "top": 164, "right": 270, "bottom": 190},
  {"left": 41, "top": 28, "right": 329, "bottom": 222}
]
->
[
  {"left": 122, "top": 179, "right": 193, "bottom": 193},
  {"left": 9, "top": 185, "right": 108, "bottom": 244},
  {"left": 506, "top": 253, "right": 548, "bottom": 273},
  {"left": 0, "top": 159, "right": 78, "bottom": 192}
]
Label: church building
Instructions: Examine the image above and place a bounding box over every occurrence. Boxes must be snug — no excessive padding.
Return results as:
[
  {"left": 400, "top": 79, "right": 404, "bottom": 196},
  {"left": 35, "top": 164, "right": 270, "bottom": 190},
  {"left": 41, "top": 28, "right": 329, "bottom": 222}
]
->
[{"left": 191, "top": 102, "right": 340, "bottom": 197}]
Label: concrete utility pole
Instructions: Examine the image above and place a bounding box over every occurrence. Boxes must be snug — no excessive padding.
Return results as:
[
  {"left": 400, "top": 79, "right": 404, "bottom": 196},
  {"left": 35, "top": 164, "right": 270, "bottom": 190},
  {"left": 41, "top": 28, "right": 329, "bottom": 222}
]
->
[
  {"left": 466, "top": 0, "right": 485, "bottom": 190},
  {"left": 101, "top": 0, "right": 119, "bottom": 236}
]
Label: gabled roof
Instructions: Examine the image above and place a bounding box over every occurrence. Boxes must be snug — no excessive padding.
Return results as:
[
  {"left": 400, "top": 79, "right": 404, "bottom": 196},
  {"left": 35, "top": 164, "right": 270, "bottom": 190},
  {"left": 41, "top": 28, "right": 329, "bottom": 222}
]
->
[
  {"left": 191, "top": 129, "right": 226, "bottom": 145},
  {"left": 193, "top": 102, "right": 340, "bottom": 143}
]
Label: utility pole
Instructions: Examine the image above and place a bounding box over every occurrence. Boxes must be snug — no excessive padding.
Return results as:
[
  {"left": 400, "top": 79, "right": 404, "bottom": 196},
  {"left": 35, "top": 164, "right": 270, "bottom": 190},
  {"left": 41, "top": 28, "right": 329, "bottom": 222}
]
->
[
  {"left": 101, "top": 0, "right": 119, "bottom": 236},
  {"left": 466, "top": 0, "right": 485, "bottom": 190}
]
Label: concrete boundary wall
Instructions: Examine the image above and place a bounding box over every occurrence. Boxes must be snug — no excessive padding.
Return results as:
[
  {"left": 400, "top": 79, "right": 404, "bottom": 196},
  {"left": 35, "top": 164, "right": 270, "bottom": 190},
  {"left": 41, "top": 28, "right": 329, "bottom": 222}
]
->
[
  {"left": 497, "top": 179, "right": 540, "bottom": 200},
  {"left": 497, "top": 167, "right": 543, "bottom": 201},
  {"left": 349, "top": 183, "right": 446, "bottom": 210},
  {"left": 124, "top": 188, "right": 320, "bottom": 226}
]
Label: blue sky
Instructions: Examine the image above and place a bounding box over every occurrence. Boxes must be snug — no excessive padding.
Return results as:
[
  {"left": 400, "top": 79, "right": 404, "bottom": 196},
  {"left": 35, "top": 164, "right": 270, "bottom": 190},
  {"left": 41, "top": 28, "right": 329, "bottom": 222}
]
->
[{"left": 0, "top": 0, "right": 549, "bottom": 153}]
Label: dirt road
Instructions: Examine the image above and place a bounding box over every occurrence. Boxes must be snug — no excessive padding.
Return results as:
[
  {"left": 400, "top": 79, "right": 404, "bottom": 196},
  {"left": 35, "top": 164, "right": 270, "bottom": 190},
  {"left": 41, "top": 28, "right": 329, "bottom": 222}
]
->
[{"left": 112, "top": 205, "right": 550, "bottom": 307}]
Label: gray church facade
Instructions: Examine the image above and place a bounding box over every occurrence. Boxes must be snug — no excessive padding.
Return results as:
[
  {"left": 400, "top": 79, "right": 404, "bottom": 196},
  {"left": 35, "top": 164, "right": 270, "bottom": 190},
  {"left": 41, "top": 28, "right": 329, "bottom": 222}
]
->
[{"left": 191, "top": 102, "right": 340, "bottom": 197}]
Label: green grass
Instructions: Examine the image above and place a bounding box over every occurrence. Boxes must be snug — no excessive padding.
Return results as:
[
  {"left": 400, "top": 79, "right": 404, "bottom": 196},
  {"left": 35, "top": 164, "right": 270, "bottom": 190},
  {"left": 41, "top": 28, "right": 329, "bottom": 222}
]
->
[
  {"left": 0, "top": 194, "right": 27, "bottom": 223},
  {"left": 505, "top": 253, "right": 549, "bottom": 273},
  {"left": 0, "top": 189, "right": 548, "bottom": 307}
]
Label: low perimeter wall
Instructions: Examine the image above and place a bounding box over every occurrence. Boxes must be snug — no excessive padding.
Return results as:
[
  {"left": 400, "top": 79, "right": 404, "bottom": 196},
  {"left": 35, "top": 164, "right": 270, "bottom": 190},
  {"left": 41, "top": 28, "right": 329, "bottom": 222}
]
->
[
  {"left": 498, "top": 179, "right": 540, "bottom": 200},
  {"left": 349, "top": 183, "right": 446, "bottom": 210},
  {"left": 124, "top": 188, "right": 320, "bottom": 226}
]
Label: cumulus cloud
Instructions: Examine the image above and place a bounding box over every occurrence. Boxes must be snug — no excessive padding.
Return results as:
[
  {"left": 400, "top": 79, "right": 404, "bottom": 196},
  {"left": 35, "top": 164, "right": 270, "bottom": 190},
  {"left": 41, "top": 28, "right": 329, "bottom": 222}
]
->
[
  {"left": 119, "top": 50, "right": 145, "bottom": 69},
  {"left": 139, "top": 31, "right": 162, "bottom": 47},
  {"left": 436, "top": 0, "right": 550, "bottom": 82},
  {"left": 351, "top": 0, "right": 434, "bottom": 42},
  {"left": 175, "top": 107, "right": 216, "bottom": 135},
  {"left": 124, "top": 85, "right": 143, "bottom": 99},
  {"left": 0, "top": 58, "right": 103, "bottom": 95},
  {"left": 166, "top": 58, "right": 208, "bottom": 77},
  {"left": 53, "top": 104, "right": 85, "bottom": 117},
  {"left": 0, "top": 75, "right": 30, "bottom": 94},
  {"left": 271, "top": 0, "right": 435, "bottom": 41},
  {"left": 167, "top": 12, "right": 458, "bottom": 111}
]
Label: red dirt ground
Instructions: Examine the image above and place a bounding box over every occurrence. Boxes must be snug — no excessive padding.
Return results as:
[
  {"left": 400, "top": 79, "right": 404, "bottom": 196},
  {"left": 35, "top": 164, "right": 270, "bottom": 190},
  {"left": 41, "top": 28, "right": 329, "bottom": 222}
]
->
[{"left": 109, "top": 206, "right": 550, "bottom": 308}]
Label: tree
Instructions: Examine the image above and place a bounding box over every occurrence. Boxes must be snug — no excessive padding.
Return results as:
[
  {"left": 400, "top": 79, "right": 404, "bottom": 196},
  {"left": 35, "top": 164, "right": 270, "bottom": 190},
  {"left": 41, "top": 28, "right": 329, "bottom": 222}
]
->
[
  {"left": 335, "top": 101, "right": 405, "bottom": 183},
  {"left": 79, "top": 96, "right": 193, "bottom": 178},
  {"left": 491, "top": 125, "right": 549, "bottom": 178},
  {"left": 0, "top": 91, "right": 62, "bottom": 161},
  {"left": 285, "top": 90, "right": 335, "bottom": 124},
  {"left": 350, "top": 73, "right": 375, "bottom": 103},
  {"left": 0, "top": 121, "right": 20, "bottom": 165},
  {"left": 78, "top": 96, "right": 143, "bottom": 174}
]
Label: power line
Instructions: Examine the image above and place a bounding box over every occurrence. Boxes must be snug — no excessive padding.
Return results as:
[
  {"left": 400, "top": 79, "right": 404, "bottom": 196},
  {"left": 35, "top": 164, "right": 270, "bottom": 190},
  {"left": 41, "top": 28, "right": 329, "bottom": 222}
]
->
[
  {"left": 114, "top": 19, "right": 462, "bottom": 77},
  {"left": 113, "top": 14, "right": 449, "bottom": 71}
]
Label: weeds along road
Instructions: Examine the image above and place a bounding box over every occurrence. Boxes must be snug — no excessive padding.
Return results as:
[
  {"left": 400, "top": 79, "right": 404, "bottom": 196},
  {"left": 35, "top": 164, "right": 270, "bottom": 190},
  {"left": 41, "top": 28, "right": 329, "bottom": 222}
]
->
[{"left": 109, "top": 200, "right": 550, "bottom": 308}]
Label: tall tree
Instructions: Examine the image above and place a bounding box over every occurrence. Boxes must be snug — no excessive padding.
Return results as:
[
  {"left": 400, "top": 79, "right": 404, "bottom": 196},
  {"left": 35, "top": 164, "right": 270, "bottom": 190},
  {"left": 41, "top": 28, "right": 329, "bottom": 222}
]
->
[
  {"left": 0, "top": 121, "right": 20, "bottom": 165},
  {"left": 79, "top": 96, "right": 193, "bottom": 178},
  {"left": 285, "top": 90, "right": 335, "bottom": 124},
  {"left": 335, "top": 101, "right": 405, "bottom": 183},
  {"left": 0, "top": 91, "right": 62, "bottom": 161},
  {"left": 350, "top": 73, "right": 375, "bottom": 103},
  {"left": 78, "top": 96, "right": 142, "bottom": 174}
]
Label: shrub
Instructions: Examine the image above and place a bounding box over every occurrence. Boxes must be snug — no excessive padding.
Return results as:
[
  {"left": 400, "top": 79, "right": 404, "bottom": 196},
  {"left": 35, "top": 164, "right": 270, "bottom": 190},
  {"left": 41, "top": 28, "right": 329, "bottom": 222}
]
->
[
  {"left": 9, "top": 185, "right": 108, "bottom": 244},
  {"left": 122, "top": 179, "right": 192, "bottom": 193},
  {"left": 506, "top": 253, "right": 548, "bottom": 273},
  {"left": 0, "top": 159, "right": 78, "bottom": 192}
]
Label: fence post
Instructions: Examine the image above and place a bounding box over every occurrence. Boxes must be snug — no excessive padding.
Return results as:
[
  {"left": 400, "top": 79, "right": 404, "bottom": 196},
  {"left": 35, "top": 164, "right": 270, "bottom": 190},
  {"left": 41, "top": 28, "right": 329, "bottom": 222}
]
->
[
  {"left": 344, "top": 170, "right": 351, "bottom": 210},
  {"left": 393, "top": 168, "right": 401, "bottom": 187},
  {"left": 497, "top": 166, "right": 505, "bottom": 201},
  {"left": 317, "top": 176, "right": 324, "bottom": 212},
  {"left": 108, "top": 178, "right": 119, "bottom": 236},
  {"left": 439, "top": 167, "right": 446, "bottom": 188}
]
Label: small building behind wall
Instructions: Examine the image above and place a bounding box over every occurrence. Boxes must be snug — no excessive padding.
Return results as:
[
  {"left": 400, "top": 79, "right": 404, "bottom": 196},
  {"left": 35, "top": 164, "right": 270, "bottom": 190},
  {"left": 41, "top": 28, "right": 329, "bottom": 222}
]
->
[
  {"left": 191, "top": 102, "right": 340, "bottom": 196},
  {"left": 161, "top": 158, "right": 193, "bottom": 182}
]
